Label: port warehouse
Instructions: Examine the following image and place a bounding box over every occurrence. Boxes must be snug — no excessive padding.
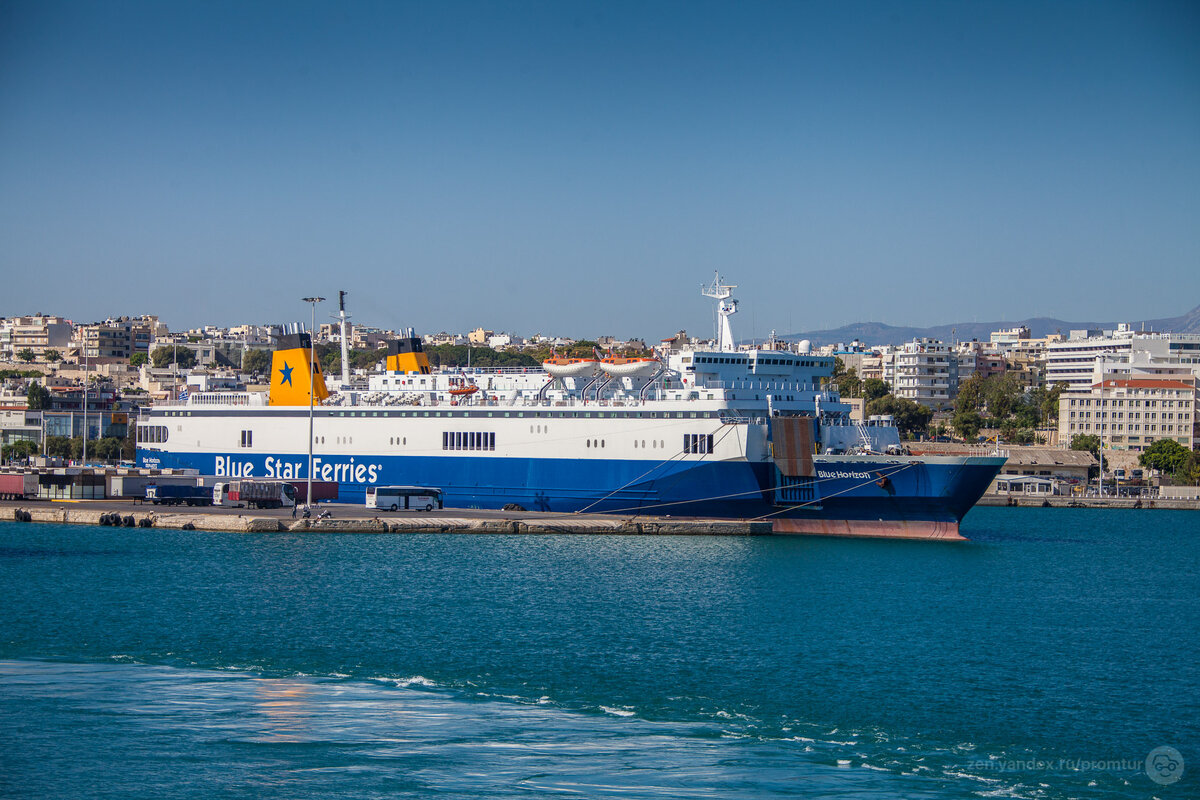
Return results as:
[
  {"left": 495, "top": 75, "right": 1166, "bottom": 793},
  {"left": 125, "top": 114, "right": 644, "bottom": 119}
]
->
[{"left": 0, "top": 468, "right": 337, "bottom": 502}]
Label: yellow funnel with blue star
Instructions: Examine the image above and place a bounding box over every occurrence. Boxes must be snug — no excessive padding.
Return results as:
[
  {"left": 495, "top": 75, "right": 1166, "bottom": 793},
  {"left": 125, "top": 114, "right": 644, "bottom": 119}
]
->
[{"left": 269, "top": 333, "right": 330, "bottom": 406}]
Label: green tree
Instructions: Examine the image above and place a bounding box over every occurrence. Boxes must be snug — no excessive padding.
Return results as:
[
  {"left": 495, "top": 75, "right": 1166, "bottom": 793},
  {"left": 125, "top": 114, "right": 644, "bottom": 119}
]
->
[
  {"left": 151, "top": 346, "right": 197, "bottom": 369},
  {"left": 26, "top": 382, "right": 51, "bottom": 410},
  {"left": 90, "top": 436, "right": 123, "bottom": 462},
  {"left": 122, "top": 425, "right": 137, "bottom": 461},
  {"left": 16, "top": 348, "right": 35, "bottom": 363},
  {"left": 43, "top": 348, "right": 62, "bottom": 362},
  {"left": 866, "top": 394, "right": 933, "bottom": 438},
  {"left": 1, "top": 440, "right": 38, "bottom": 462},
  {"left": 952, "top": 409, "right": 983, "bottom": 442},
  {"left": 350, "top": 347, "right": 389, "bottom": 370},
  {"left": 862, "top": 378, "right": 889, "bottom": 404},
  {"left": 129, "top": 352, "right": 148, "bottom": 367},
  {"left": 837, "top": 367, "right": 861, "bottom": 399},
  {"left": 45, "top": 436, "right": 72, "bottom": 459},
  {"left": 1070, "top": 434, "right": 1101, "bottom": 459},
  {"left": 1040, "top": 384, "right": 1063, "bottom": 427},
  {"left": 241, "top": 348, "right": 272, "bottom": 375},
  {"left": 981, "top": 374, "right": 1021, "bottom": 421},
  {"left": 1139, "top": 439, "right": 1192, "bottom": 475},
  {"left": 955, "top": 372, "right": 984, "bottom": 414}
]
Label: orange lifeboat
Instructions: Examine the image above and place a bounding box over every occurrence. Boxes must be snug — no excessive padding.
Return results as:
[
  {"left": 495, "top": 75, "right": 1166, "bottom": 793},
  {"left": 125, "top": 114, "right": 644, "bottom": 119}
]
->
[
  {"left": 543, "top": 357, "right": 600, "bottom": 378},
  {"left": 448, "top": 376, "right": 479, "bottom": 396},
  {"left": 599, "top": 356, "right": 660, "bottom": 377}
]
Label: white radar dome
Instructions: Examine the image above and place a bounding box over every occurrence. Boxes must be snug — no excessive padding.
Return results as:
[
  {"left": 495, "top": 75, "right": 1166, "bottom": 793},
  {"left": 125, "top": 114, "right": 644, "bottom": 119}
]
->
[{"left": 798, "top": 340, "right": 812, "bottom": 354}]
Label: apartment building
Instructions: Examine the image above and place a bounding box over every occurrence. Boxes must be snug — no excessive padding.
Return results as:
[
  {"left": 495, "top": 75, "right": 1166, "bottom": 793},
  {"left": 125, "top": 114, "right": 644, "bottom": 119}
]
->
[
  {"left": 74, "top": 316, "right": 163, "bottom": 363},
  {"left": 882, "top": 338, "right": 957, "bottom": 409},
  {"left": 1058, "top": 355, "right": 1197, "bottom": 451},
  {"left": 1046, "top": 325, "right": 1200, "bottom": 391},
  {"left": 6, "top": 315, "right": 73, "bottom": 358}
]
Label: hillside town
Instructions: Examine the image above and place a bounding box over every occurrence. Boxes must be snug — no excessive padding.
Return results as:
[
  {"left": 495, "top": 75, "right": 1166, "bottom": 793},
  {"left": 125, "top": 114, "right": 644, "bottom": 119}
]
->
[{"left": 2, "top": 309, "right": 1199, "bottom": 497}]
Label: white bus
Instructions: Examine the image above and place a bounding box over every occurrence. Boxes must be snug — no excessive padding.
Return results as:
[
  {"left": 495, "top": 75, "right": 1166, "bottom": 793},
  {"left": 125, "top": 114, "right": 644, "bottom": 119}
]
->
[{"left": 366, "top": 485, "right": 444, "bottom": 512}]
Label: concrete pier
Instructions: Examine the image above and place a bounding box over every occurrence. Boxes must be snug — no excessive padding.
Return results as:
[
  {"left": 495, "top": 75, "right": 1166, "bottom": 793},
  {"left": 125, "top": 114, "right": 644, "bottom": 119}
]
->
[
  {"left": 0, "top": 500, "right": 773, "bottom": 536},
  {"left": 977, "top": 495, "right": 1200, "bottom": 510}
]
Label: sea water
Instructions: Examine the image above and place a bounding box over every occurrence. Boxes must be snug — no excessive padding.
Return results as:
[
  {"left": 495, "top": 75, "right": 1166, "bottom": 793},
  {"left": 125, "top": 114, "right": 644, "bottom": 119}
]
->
[{"left": 0, "top": 508, "right": 1195, "bottom": 799}]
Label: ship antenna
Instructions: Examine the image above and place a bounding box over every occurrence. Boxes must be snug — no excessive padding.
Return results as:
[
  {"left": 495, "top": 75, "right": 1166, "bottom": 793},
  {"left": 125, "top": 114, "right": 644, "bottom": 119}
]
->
[
  {"left": 332, "top": 290, "right": 351, "bottom": 385},
  {"left": 701, "top": 271, "right": 738, "bottom": 352}
]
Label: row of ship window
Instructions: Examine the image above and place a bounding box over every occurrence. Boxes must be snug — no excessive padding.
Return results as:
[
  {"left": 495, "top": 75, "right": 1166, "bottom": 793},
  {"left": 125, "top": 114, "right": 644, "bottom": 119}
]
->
[
  {"left": 443, "top": 431, "right": 496, "bottom": 451},
  {"left": 160, "top": 427, "right": 717, "bottom": 454},
  {"left": 137, "top": 425, "right": 169, "bottom": 443}
]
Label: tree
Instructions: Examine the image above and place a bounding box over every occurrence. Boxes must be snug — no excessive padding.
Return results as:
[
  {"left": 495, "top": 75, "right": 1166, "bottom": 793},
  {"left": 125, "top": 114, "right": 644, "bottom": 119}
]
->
[
  {"left": 952, "top": 409, "right": 983, "bottom": 442},
  {"left": 129, "top": 352, "right": 148, "bottom": 367},
  {"left": 866, "top": 394, "right": 933, "bottom": 438},
  {"left": 241, "top": 348, "right": 272, "bottom": 375},
  {"left": 45, "top": 436, "right": 72, "bottom": 459},
  {"left": 1, "top": 440, "right": 38, "bottom": 463},
  {"left": 151, "top": 346, "right": 197, "bottom": 370},
  {"left": 955, "top": 373, "right": 984, "bottom": 415},
  {"left": 862, "top": 378, "right": 889, "bottom": 404},
  {"left": 1139, "top": 439, "right": 1191, "bottom": 476},
  {"left": 43, "top": 349, "right": 62, "bottom": 362},
  {"left": 90, "top": 436, "right": 123, "bottom": 462},
  {"left": 16, "top": 348, "right": 35, "bottom": 363},
  {"left": 1070, "top": 434, "right": 1101, "bottom": 459},
  {"left": 122, "top": 425, "right": 137, "bottom": 462},
  {"left": 837, "top": 367, "right": 861, "bottom": 399},
  {"left": 981, "top": 374, "right": 1021, "bottom": 421},
  {"left": 26, "top": 382, "right": 51, "bottom": 410}
]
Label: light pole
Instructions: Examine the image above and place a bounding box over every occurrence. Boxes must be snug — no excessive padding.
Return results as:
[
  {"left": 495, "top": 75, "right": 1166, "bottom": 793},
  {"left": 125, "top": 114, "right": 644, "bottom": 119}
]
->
[
  {"left": 81, "top": 348, "right": 88, "bottom": 465},
  {"left": 302, "top": 296, "right": 325, "bottom": 511}
]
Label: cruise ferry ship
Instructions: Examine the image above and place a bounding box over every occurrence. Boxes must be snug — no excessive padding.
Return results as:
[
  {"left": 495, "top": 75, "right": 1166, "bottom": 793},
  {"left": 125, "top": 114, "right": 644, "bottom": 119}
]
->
[{"left": 137, "top": 277, "right": 1005, "bottom": 538}]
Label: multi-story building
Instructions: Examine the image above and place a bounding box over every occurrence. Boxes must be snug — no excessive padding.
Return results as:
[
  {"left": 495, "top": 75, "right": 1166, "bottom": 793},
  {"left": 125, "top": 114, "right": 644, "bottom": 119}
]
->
[
  {"left": 955, "top": 340, "right": 1007, "bottom": 382},
  {"left": 1046, "top": 325, "right": 1200, "bottom": 391},
  {"left": 7, "top": 315, "right": 73, "bottom": 358},
  {"left": 74, "top": 316, "right": 160, "bottom": 363},
  {"left": 467, "top": 328, "right": 494, "bottom": 345},
  {"left": 882, "top": 338, "right": 957, "bottom": 409},
  {"left": 1058, "top": 355, "right": 1197, "bottom": 452}
]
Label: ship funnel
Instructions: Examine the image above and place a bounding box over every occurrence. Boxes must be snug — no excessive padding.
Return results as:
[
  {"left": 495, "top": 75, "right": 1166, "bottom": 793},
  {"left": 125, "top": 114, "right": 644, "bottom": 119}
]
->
[
  {"left": 386, "top": 336, "right": 431, "bottom": 374},
  {"left": 268, "top": 332, "right": 330, "bottom": 406}
]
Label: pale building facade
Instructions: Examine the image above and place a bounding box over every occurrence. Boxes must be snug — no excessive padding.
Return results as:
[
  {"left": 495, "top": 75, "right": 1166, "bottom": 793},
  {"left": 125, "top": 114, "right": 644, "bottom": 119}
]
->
[{"left": 882, "top": 339, "right": 956, "bottom": 409}]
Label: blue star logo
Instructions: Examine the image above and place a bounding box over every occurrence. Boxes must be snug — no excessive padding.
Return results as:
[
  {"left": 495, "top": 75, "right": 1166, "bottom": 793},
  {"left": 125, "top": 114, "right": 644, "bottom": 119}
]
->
[{"left": 279, "top": 361, "right": 294, "bottom": 386}]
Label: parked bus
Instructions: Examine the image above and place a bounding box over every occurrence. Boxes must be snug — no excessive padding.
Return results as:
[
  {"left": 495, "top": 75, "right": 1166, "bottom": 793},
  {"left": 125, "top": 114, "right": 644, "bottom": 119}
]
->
[{"left": 366, "top": 485, "right": 444, "bottom": 512}]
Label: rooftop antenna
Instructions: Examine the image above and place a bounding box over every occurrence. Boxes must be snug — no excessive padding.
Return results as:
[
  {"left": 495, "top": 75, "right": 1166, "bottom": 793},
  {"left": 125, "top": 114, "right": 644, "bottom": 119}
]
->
[{"left": 701, "top": 271, "right": 738, "bottom": 352}]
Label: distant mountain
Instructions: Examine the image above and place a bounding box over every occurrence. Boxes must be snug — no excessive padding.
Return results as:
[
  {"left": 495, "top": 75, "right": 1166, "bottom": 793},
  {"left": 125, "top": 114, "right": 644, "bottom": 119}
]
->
[{"left": 780, "top": 304, "right": 1200, "bottom": 347}]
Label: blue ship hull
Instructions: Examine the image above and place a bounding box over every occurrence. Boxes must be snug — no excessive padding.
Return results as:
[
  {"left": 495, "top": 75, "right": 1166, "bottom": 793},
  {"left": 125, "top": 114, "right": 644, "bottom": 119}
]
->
[{"left": 138, "top": 448, "right": 1004, "bottom": 535}]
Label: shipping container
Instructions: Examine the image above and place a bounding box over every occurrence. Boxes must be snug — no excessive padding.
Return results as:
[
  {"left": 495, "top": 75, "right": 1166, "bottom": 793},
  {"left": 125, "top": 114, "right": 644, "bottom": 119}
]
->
[{"left": 0, "top": 473, "right": 38, "bottom": 500}]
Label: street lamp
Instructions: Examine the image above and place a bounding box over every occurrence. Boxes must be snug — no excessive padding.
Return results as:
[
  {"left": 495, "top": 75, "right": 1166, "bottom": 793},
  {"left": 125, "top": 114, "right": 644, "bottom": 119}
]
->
[
  {"left": 82, "top": 347, "right": 88, "bottom": 465},
  {"left": 302, "top": 296, "right": 325, "bottom": 512}
]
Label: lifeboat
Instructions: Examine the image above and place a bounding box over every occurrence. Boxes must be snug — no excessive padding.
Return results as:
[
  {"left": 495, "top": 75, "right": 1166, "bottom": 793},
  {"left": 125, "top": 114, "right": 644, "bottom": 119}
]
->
[
  {"left": 599, "top": 356, "right": 660, "bottom": 377},
  {"left": 447, "top": 377, "right": 480, "bottom": 396},
  {"left": 543, "top": 357, "right": 600, "bottom": 378}
]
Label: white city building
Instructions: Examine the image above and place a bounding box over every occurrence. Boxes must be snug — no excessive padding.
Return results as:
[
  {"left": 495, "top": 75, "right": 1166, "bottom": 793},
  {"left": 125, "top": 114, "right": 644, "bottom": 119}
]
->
[{"left": 882, "top": 338, "right": 957, "bottom": 409}]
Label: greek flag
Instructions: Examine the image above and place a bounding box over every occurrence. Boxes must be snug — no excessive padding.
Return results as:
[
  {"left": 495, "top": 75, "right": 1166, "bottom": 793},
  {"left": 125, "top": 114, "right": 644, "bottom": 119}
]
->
[{"left": 177, "top": 389, "right": 189, "bottom": 403}]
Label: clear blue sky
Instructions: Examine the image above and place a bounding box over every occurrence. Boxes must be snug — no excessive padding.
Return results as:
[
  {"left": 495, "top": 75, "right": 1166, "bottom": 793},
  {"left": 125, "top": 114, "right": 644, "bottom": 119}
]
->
[{"left": 2, "top": 0, "right": 1197, "bottom": 341}]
